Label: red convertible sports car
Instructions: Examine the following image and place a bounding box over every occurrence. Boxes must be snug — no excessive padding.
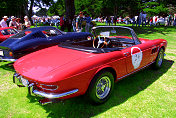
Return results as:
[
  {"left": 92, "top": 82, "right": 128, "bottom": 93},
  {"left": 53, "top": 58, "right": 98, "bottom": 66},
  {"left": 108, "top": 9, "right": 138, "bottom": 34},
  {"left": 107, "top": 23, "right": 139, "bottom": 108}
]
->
[
  {"left": 13, "top": 26, "right": 167, "bottom": 105},
  {"left": 0, "top": 27, "right": 18, "bottom": 42}
]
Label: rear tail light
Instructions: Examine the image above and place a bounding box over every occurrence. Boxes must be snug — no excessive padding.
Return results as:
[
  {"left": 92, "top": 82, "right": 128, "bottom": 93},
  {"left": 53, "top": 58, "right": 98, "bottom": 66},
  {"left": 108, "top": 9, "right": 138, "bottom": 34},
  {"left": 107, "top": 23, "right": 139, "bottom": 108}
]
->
[
  {"left": 9, "top": 51, "right": 13, "bottom": 57},
  {"left": 87, "top": 36, "right": 92, "bottom": 40},
  {"left": 40, "top": 84, "right": 58, "bottom": 91}
]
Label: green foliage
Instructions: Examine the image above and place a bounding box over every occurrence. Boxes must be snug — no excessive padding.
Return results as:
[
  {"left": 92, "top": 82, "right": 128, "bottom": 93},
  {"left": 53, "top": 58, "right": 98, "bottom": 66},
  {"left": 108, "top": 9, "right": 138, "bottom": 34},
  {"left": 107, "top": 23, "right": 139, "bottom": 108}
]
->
[
  {"left": 0, "top": 0, "right": 25, "bottom": 17},
  {"left": 36, "top": 8, "right": 48, "bottom": 16},
  {"left": 75, "top": 0, "right": 103, "bottom": 17},
  {"left": 47, "top": 0, "right": 65, "bottom": 16},
  {"left": 143, "top": 1, "right": 168, "bottom": 17}
]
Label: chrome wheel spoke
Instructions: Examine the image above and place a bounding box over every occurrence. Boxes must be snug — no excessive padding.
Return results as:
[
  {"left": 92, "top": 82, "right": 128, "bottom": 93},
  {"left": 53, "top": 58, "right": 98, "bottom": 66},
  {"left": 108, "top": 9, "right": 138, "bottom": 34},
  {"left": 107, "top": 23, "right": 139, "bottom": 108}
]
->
[{"left": 96, "top": 76, "right": 111, "bottom": 99}]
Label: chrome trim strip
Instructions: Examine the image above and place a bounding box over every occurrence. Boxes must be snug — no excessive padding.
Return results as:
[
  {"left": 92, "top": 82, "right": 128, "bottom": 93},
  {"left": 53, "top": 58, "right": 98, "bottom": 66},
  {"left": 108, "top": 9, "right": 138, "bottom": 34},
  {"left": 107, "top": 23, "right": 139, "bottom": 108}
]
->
[
  {"left": 0, "top": 58, "right": 17, "bottom": 62},
  {"left": 117, "top": 61, "right": 155, "bottom": 80},
  {"left": 33, "top": 89, "right": 78, "bottom": 99}
]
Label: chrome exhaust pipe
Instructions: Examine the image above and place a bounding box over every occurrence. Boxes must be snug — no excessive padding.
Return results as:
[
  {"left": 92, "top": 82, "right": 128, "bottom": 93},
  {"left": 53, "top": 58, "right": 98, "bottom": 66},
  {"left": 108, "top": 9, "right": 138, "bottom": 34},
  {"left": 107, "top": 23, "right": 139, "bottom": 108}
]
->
[{"left": 39, "top": 98, "right": 61, "bottom": 105}]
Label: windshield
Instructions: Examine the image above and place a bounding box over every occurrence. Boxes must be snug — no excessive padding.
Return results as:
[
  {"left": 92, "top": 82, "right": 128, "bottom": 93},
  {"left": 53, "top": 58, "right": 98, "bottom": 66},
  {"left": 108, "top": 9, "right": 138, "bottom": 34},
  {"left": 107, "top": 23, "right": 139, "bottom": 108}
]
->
[
  {"left": 9, "top": 30, "right": 32, "bottom": 39},
  {"left": 0, "top": 28, "right": 18, "bottom": 35},
  {"left": 59, "top": 26, "right": 139, "bottom": 53},
  {"left": 92, "top": 26, "right": 133, "bottom": 39}
]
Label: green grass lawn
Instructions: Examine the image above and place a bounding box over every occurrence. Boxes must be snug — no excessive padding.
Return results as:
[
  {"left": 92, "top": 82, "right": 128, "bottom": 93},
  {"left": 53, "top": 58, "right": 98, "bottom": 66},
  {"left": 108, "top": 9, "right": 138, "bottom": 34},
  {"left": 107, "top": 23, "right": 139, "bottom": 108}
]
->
[{"left": 0, "top": 25, "right": 176, "bottom": 118}]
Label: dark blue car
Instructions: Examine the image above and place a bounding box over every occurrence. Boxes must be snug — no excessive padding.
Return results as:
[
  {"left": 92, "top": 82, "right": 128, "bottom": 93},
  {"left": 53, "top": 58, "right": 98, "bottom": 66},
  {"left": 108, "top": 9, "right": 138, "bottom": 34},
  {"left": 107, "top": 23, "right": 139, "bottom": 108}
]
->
[{"left": 0, "top": 26, "right": 93, "bottom": 62}]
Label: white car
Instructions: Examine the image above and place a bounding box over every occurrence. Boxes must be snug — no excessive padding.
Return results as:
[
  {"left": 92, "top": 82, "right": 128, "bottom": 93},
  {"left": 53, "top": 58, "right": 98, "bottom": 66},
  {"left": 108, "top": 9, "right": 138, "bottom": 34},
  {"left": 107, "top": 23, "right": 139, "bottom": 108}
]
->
[{"left": 157, "top": 17, "right": 165, "bottom": 25}]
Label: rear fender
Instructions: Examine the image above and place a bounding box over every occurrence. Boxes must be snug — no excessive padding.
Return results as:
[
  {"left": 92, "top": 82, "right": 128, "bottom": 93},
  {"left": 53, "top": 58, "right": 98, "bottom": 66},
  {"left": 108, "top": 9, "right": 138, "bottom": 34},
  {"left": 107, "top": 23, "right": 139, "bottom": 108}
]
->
[{"left": 91, "top": 65, "right": 116, "bottom": 83}]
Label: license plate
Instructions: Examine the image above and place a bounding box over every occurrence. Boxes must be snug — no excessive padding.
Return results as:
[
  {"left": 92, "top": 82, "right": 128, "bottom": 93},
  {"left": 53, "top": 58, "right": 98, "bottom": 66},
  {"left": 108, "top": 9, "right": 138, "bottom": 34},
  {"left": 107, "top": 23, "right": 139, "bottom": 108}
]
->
[
  {"left": 21, "top": 78, "right": 29, "bottom": 87},
  {"left": 0, "top": 50, "right": 3, "bottom": 56}
]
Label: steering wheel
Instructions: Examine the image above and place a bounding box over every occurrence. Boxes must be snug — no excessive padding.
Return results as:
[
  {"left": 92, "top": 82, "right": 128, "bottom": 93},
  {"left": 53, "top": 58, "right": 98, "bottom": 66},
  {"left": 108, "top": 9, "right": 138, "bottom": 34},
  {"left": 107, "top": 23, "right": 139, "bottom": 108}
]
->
[{"left": 93, "top": 35, "right": 111, "bottom": 48}]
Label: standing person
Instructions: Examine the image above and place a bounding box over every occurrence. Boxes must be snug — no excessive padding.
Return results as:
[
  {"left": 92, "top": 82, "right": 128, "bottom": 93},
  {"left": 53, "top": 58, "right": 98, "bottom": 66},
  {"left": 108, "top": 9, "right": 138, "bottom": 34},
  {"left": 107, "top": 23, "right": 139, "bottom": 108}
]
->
[
  {"left": 132, "top": 16, "right": 135, "bottom": 27},
  {"left": 118, "top": 16, "right": 122, "bottom": 24},
  {"left": 168, "top": 15, "right": 172, "bottom": 26},
  {"left": 23, "top": 16, "right": 31, "bottom": 29},
  {"left": 173, "top": 14, "right": 176, "bottom": 26},
  {"left": 165, "top": 16, "right": 168, "bottom": 26},
  {"left": 138, "top": 11, "right": 143, "bottom": 26},
  {"left": 9, "top": 16, "right": 18, "bottom": 29},
  {"left": 0, "top": 16, "right": 8, "bottom": 28},
  {"left": 111, "top": 17, "right": 113, "bottom": 25},
  {"left": 72, "top": 15, "right": 77, "bottom": 32},
  {"left": 85, "top": 14, "right": 91, "bottom": 32},
  {"left": 16, "top": 18, "right": 22, "bottom": 31},
  {"left": 76, "top": 11, "right": 84, "bottom": 32},
  {"left": 60, "top": 14, "right": 65, "bottom": 31},
  {"left": 149, "top": 17, "right": 153, "bottom": 26},
  {"left": 154, "top": 16, "right": 157, "bottom": 26},
  {"left": 136, "top": 16, "right": 139, "bottom": 27},
  {"left": 142, "top": 11, "right": 147, "bottom": 26},
  {"left": 107, "top": 16, "right": 111, "bottom": 26},
  {"left": 32, "top": 15, "right": 38, "bottom": 27},
  {"left": 113, "top": 16, "right": 117, "bottom": 26}
]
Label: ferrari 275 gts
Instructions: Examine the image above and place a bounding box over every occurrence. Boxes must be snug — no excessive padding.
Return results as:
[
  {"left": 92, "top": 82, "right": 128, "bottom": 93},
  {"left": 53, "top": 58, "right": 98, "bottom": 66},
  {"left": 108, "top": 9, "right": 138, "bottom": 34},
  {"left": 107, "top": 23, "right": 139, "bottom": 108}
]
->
[{"left": 13, "top": 26, "right": 167, "bottom": 104}]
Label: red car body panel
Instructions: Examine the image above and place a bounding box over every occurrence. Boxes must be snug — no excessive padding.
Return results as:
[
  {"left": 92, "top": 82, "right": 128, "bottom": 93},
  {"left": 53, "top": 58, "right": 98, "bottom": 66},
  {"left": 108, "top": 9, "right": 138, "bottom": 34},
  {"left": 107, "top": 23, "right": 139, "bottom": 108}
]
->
[{"left": 14, "top": 35, "right": 167, "bottom": 100}]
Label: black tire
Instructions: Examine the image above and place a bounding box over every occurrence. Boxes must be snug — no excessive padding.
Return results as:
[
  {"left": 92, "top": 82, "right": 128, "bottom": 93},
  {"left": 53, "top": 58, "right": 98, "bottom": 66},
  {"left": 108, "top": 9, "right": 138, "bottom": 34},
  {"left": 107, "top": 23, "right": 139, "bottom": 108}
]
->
[
  {"left": 153, "top": 48, "right": 164, "bottom": 69},
  {"left": 86, "top": 70, "right": 114, "bottom": 104}
]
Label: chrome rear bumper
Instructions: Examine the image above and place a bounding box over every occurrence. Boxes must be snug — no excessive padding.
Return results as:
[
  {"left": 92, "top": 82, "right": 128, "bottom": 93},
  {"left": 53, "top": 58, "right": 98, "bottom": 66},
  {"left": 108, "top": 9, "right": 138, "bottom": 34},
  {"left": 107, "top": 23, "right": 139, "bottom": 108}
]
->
[
  {"left": 0, "top": 57, "right": 17, "bottom": 62},
  {"left": 32, "top": 89, "right": 78, "bottom": 99},
  {"left": 13, "top": 73, "right": 79, "bottom": 104}
]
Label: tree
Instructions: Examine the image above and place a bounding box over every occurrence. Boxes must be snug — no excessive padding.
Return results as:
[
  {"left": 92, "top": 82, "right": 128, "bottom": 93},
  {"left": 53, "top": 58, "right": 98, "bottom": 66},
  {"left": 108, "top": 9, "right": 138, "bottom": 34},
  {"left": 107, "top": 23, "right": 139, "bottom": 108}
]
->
[
  {"left": 65, "top": 0, "right": 75, "bottom": 32},
  {"left": 36, "top": 8, "right": 48, "bottom": 16},
  {"left": 24, "top": 0, "right": 53, "bottom": 24},
  {"left": 47, "top": 0, "right": 65, "bottom": 16},
  {"left": 0, "top": 0, "right": 25, "bottom": 18},
  {"left": 75, "top": 0, "right": 103, "bottom": 17}
]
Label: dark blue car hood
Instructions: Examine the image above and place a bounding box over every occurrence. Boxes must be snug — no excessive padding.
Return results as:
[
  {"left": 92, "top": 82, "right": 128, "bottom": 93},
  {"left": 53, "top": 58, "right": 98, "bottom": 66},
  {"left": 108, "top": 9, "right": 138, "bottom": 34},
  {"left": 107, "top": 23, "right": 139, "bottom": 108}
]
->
[{"left": 0, "top": 38, "right": 20, "bottom": 50}]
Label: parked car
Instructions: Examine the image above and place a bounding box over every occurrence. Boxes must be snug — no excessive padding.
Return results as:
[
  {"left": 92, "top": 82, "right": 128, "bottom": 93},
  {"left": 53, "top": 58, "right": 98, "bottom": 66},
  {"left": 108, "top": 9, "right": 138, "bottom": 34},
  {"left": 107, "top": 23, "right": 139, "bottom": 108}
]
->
[
  {"left": 157, "top": 17, "right": 165, "bottom": 26},
  {"left": 13, "top": 26, "right": 167, "bottom": 105},
  {"left": 0, "top": 26, "right": 92, "bottom": 62},
  {"left": 0, "top": 27, "right": 18, "bottom": 42}
]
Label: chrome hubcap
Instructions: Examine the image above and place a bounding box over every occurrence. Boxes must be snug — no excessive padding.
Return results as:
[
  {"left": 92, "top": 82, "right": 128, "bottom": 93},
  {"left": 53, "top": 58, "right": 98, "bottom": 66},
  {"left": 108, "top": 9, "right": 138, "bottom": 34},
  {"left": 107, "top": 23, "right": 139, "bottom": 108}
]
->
[{"left": 96, "top": 76, "right": 111, "bottom": 99}]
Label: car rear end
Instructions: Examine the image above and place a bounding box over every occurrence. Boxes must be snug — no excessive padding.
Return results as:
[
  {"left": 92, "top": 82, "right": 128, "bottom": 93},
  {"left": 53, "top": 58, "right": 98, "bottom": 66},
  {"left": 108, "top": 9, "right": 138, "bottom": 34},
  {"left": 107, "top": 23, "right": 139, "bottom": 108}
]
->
[
  {"left": 0, "top": 47, "right": 16, "bottom": 62},
  {"left": 13, "top": 71, "right": 79, "bottom": 105}
]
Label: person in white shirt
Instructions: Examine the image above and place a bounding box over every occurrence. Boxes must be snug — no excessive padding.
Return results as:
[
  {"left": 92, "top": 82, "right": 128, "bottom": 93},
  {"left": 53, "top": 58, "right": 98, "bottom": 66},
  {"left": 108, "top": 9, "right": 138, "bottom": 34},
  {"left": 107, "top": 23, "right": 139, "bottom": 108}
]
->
[
  {"left": 9, "top": 16, "right": 18, "bottom": 29},
  {"left": 24, "top": 16, "right": 31, "bottom": 29},
  {"left": 0, "top": 16, "right": 8, "bottom": 28}
]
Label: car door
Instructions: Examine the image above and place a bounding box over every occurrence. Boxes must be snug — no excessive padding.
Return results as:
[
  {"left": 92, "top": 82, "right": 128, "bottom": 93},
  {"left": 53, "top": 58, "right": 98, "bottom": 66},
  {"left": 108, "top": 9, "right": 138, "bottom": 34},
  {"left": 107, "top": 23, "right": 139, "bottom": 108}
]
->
[{"left": 122, "top": 43, "right": 153, "bottom": 74}]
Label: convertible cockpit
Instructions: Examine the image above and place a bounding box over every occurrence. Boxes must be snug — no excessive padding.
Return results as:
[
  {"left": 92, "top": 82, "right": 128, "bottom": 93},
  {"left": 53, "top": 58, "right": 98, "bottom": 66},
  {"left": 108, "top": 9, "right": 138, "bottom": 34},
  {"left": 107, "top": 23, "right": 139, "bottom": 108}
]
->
[{"left": 59, "top": 26, "right": 141, "bottom": 53}]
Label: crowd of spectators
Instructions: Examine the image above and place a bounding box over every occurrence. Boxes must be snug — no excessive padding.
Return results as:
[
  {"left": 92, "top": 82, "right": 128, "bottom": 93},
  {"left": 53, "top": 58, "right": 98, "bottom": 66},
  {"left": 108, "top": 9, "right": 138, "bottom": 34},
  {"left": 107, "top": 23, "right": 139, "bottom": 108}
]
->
[
  {"left": 0, "top": 15, "right": 31, "bottom": 31},
  {"left": 0, "top": 12, "right": 94, "bottom": 32},
  {"left": 94, "top": 13, "right": 176, "bottom": 27},
  {"left": 0, "top": 12, "right": 176, "bottom": 33}
]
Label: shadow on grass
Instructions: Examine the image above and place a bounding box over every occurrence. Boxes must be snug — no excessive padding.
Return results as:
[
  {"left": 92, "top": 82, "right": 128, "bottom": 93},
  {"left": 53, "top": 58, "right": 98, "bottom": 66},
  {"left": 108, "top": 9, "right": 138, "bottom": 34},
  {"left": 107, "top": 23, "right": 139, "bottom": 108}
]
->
[
  {"left": 26, "top": 59, "right": 174, "bottom": 118},
  {"left": 0, "top": 61, "right": 15, "bottom": 72}
]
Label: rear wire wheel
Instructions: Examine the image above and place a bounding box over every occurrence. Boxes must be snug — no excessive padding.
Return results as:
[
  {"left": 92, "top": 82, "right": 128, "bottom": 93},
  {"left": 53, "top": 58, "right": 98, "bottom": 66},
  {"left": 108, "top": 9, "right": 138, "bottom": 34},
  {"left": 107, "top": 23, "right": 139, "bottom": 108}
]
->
[
  {"left": 86, "top": 71, "right": 114, "bottom": 104},
  {"left": 153, "top": 48, "right": 164, "bottom": 69}
]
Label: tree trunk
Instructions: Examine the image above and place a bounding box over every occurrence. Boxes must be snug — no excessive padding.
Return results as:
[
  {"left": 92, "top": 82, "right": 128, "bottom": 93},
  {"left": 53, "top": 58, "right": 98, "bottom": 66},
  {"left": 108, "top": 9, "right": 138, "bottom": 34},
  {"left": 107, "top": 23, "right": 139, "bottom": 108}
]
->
[
  {"left": 65, "top": 0, "right": 75, "bottom": 32},
  {"left": 29, "top": 0, "right": 34, "bottom": 25}
]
